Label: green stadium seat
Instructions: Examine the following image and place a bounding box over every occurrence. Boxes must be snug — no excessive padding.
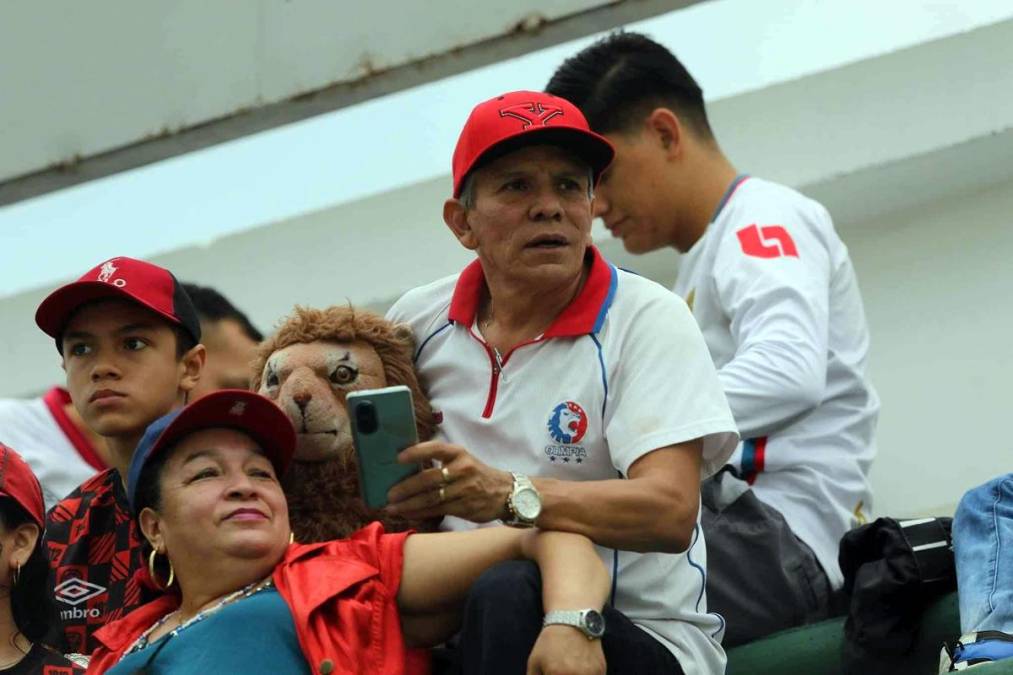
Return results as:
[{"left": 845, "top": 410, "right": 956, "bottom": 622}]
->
[{"left": 726, "top": 592, "right": 965, "bottom": 674}]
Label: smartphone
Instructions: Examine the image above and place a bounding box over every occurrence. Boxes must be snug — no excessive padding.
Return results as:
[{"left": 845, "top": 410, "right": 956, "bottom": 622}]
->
[{"left": 346, "top": 385, "right": 420, "bottom": 509}]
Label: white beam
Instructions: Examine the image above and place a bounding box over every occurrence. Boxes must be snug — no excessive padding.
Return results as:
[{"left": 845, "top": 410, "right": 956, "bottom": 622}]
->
[{"left": 0, "top": 0, "right": 693, "bottom": 204}]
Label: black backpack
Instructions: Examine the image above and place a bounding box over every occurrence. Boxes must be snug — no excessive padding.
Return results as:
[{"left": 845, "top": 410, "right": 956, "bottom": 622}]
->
[{"left": 838, "top": 516, "right": 956, "bottom": 674}]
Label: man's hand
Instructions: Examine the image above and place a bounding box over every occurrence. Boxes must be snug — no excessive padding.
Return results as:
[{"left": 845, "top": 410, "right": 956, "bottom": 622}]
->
[
  {"left": 527, "top": 626, "right": 605, "bottom": 675},
  {"left": 386, "top": 441, "right": 513, "bottom": 522}
]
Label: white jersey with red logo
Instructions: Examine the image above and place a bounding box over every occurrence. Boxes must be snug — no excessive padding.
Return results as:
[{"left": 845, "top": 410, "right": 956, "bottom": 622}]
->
[
  {"left": 388, "top": 247, "right": 738, "bottom": 675},
  {"left": 0, "top": 387, "right": 104, "bottom": 510},
  {"left": 674, "top": 175, "right": 879, "bottom": 588}
]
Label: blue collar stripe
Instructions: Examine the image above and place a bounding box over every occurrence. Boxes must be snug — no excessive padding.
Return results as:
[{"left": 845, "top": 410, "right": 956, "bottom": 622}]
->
[
  {"left": 591, "top": 265, "right": 619, "bottom": 334},
  {"left": 710, "top": 174, "right": 750, "bottom": 224}
]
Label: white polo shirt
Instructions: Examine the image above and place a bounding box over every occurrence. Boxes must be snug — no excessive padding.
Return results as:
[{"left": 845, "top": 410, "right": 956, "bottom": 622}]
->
[
  {"left": 674, "top": 176, "right": 879, "bottom": 588},
  {"left": 0, "top": 387, "right": 104, "bottom": 510},
  {"left": 388, "top": 246, "right": 738, "bottom": 675}
]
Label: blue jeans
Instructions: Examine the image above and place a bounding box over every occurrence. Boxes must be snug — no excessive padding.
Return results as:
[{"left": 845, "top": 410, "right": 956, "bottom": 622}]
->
[{"left": 953, "top": 473, "right": 1013, "bottom": 634}]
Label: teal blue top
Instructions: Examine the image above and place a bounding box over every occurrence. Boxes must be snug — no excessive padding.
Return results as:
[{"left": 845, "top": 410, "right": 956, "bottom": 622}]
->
[{"left": 106, "top": 586, "right": 311, "bottom": 675}]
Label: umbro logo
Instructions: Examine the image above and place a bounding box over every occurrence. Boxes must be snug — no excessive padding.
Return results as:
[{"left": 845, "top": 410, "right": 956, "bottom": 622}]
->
[{"left": 54, "top": 578, "right": 106, "bottom": 606}]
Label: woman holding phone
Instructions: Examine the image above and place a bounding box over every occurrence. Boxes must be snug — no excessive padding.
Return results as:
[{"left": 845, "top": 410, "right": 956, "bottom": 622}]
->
[{"left": 86, "top": 390, "right": 609, "bottom": 675}]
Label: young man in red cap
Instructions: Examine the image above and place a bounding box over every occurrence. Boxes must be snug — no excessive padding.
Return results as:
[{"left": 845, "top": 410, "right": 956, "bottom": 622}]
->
[
  {"left": 386, "top": 91, "right": 738, "bottom": 674},
  {"left": 0, "top": 282, "right": 262, "bottom": 513},
  {"left": 34, "top": 256, "right": 206, "bottom": 656}
]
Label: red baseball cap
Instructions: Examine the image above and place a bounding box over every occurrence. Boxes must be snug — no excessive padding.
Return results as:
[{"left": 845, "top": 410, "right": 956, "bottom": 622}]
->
[
  {"left": 452, "top": 90, "right": 614, "bottom": 197},
  {"left": 35, "top": 256, "right": 201, "bottom": 353},
  {"left": 0, "top": 444, "right": 46, "bottom": 528},
  {"left": 126, "top": 390, "right": 297, "bottom": 512}
]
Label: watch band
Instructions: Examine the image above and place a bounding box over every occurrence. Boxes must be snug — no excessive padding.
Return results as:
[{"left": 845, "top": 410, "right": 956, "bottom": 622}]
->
[
  {"left": 512, "top": 472, "right": 536, "bottom": 494},
  {"left": 543, "top": 609, "right": 605, "bottom": 640},
  {"left": 505, "top": 472, "right": 540, "bottom": 527},
  {"left": 543, "top": 610, "right": 583, "bottom": 626}
]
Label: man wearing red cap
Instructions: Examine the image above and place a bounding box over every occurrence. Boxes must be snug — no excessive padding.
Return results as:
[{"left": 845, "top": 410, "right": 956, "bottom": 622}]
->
[
  {"left": 33, "top": 257, "right": 206, "bottom": 657},
  {"left": 386, "top": 91, "right": 738, "bottom": 674}
]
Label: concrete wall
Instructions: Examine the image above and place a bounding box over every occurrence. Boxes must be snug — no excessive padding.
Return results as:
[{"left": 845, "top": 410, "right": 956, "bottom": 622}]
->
[
  {"left": 0, "top": 0, "right": 618, "bottom": 185},
  {"left": 844, "top": 179, "right": 1013, "bottom": 517}
]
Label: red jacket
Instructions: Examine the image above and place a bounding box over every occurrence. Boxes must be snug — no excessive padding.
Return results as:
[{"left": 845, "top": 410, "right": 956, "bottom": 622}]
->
[{"left": 87, "top": 524, "right": 428, "bottom": 674}]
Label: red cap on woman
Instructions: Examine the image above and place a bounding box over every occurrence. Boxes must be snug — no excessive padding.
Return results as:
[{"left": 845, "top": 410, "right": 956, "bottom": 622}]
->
[{"left": 0, "top": 444, "right": 45, "bottom": 528}]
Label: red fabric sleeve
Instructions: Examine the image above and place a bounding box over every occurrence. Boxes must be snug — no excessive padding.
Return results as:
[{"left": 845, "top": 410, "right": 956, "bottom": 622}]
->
[{"left": 346, "top": 522, "right": 413, "bottom": 597}]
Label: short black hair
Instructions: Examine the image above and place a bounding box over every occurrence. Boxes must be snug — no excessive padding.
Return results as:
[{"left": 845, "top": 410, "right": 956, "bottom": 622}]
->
[
  {"left": 546, "top": 31, "right": 713, "bottom": 138},
  {"left": 0, "top": 499, "right": 56, "bottom": 643},
  {"left": 181, "top": 283, "right": 263, "bottom": 342},
  {"left": 173, "top": 325, "right": 198, "bottom": 359}
]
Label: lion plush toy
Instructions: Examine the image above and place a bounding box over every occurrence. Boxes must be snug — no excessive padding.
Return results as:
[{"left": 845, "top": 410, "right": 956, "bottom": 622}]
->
[{"left": 251, "top": 306, "right": 439, "bottom": 542}]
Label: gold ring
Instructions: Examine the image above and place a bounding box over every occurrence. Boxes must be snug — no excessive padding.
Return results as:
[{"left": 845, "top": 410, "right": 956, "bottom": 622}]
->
[
  {"left": 439, "top": 486, "right": 446, "bottom": 503},
  {"left": 441, "top": 466, "right": 451, "bottom": 484}
]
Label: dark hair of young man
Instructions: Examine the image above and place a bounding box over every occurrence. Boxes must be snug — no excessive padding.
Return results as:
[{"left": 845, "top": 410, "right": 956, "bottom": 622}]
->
[
  {"left": 181, "top": 283, "right": 263, "bottom": 342},
  {"left": 546, "top": 31, "right": 714, "bottom": 139},
  {"left": 0, "top": 499, "right": 56, "bottom": 643}
]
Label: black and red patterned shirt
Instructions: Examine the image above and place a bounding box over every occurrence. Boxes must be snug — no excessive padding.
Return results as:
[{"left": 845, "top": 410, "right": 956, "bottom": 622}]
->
[
  {"left": 44, "top": 469, "right": 158, "bottom": 656},
  {"left": 7, "top": 644, "right": 85, "bottom": 675}
]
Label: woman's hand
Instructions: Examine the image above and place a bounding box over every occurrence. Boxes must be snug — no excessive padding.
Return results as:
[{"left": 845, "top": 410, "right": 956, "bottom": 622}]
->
[{"left": 527, "top": 625, "right": 605, "bottom": 675}]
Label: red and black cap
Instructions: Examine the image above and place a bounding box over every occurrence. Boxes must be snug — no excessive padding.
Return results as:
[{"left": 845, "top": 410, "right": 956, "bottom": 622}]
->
[
  {"left": 452, "top": 90, "right": 614, "bottom": 198},
  {"left": 126, "top": 390, "right": 296, "bottom": 513},
  {"left": 35, "top": 256, "right": 201, "bottom": 353},
  {"left": 0, "top": 444, "right": 46, "bottom": 528}
]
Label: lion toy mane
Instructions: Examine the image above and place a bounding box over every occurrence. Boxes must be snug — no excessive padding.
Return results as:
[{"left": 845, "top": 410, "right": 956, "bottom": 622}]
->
[{"left": 251, "top": 306, "right": 439, "bottom": 542}]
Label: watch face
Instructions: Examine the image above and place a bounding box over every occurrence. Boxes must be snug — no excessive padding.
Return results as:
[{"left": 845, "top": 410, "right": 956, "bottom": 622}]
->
[
  {"left": 514, "top": 488, "right": 542, "bottom": 520},
  {"left": 584, "top": 610, "right": 605, "bottom": 637}
]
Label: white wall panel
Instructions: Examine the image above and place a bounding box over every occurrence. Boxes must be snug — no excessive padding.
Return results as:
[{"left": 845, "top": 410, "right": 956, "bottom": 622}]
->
[
  {"left": 1, "top": 3, "right": 261, "bottom": 180},
  {"left": 848, "top": 180, "right": 1013, "bottom": 518},
  {"left": 0, "top": 0, "right": 612, "bottom": 184},
  {"left": 257, "top": 1, "right": 613, "bottom": 101}
]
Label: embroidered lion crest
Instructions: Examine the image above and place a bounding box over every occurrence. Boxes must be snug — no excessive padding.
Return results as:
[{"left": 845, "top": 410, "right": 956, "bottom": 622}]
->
[{"left": 547, "top": 401, "right": 588, "bottom": 445}]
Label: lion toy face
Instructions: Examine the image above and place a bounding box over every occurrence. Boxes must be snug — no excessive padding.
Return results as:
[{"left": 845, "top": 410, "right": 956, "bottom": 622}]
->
[
  {"left": 249, "top": 306, "right": 437, "bottom": 542},
  {"left": 251, "top": 306, "right": 434, "bottom": 466},
  {"left": 258, "top": 340, "right": 386, "bottom": 463}
]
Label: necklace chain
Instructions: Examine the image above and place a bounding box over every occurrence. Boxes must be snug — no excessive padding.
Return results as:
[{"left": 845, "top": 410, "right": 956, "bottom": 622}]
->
[{"left": 126, "top": 576, "right": 273, "bottom": 655}]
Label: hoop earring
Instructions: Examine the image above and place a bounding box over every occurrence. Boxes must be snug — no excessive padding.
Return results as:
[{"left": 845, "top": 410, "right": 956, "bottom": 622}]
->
[
  {"left": 148, "top": 549, "right": 175, "bottom": 590},
  {"left": 12, "top": 561, "right": 20, "bottom": 586},
  {"left": 289, "top": 531, "right": 295, "bottom": 545}
]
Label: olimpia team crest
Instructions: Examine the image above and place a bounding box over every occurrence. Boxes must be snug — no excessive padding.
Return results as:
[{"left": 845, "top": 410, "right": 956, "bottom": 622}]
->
[{"left": 545, "top": 401, "right": 589, "bottom": 464}]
